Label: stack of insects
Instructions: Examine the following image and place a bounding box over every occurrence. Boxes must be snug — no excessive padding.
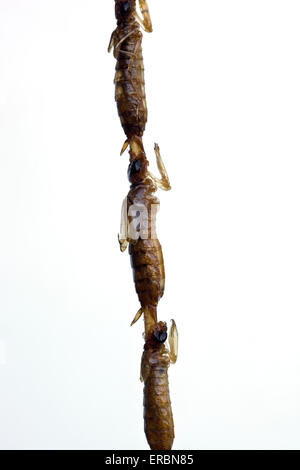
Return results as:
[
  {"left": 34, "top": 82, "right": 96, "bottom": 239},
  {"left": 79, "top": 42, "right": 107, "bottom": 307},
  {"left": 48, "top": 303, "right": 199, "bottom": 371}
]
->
[{"left": 109, "top": 0, "right": 178, "bottom": 450}]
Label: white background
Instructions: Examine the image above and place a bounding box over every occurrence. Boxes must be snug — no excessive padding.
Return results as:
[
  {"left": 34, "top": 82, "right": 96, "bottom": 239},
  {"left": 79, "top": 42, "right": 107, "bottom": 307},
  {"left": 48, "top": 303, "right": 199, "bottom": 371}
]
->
[{"left": 0, "top": 0, "right": 300, "bottom": 450}]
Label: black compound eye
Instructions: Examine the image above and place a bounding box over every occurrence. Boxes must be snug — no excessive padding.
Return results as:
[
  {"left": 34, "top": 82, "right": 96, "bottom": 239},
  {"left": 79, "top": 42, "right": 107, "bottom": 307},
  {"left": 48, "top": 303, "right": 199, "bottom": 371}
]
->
[
  {"left": 154, "top": 330, "right": 167, "bottom": 343},
  {"left": 129, "top": 159, "right": 141, "bottom": 177},
  {"left": 119, "top": 1, "right": 131, "bottom": 16}
]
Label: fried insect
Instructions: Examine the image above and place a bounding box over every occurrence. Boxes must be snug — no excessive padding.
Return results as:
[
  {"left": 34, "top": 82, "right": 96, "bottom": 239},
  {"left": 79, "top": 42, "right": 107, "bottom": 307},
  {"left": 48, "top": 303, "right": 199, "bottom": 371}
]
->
[
  {"left": 119, "top": 137, "right": 171, "bottom": 334},
  {"left": 141, "top": 320, "right": 178, "bottom": 450},
  {"left": 108, "top": 1, "right": 152, "bottom": 148},
  {"left": 108, "top": 2, "right": 178, "bottom": 451}
]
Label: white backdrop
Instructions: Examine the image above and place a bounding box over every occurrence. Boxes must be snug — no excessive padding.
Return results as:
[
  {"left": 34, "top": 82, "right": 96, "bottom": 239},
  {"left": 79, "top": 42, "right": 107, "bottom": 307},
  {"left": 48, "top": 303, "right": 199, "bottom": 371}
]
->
[{"left": 1, "top": 0, "right": 300, "bottom": 450}]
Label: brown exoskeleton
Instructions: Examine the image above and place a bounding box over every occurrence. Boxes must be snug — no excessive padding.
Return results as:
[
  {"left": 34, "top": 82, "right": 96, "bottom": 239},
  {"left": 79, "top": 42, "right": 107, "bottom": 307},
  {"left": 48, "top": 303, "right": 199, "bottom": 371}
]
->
[
  {"left": 141, "top": 320, "right": 178, "bottom": 450},
  {"left": 108, "top": 1, "right": 152, "bottom": 148},
  {"left": 119, "top": 136, "right": 171, "bottom": 333}
]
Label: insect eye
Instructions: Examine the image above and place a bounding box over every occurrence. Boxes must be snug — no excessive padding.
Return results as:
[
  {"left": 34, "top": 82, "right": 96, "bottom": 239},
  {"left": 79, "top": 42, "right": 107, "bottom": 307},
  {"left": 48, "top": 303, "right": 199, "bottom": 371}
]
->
[
  {"left": 153, "top": 330, "right": 167, "bottom": 343},
  {"left": 132, "top": 159, "right": 141, "bottom": 173},
  {"left": 128, "top": 159, "right": 141, "bottom": 179},
  {"left": 119, "top": 1, "right": 131, "bottom": 16}
]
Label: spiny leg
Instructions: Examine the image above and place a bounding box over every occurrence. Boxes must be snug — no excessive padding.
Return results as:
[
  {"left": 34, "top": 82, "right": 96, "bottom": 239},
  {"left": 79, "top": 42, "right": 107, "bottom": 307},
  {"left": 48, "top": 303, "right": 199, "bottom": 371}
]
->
[
  {"left": 136, "top": 0, "right": 153, "bottom": 32},
  {"left": 148, "top": 143, "right": 171, "bottom": 191}
]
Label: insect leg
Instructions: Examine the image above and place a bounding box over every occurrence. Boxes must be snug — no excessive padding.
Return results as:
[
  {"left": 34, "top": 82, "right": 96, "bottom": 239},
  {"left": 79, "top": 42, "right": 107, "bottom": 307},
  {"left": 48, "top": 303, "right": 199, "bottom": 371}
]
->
[
  {"left": 168, "top": 319, "right": 178, "bottom": 364},
  {"left": 127, "top": 34, "right": 142, "bottom": 72},
  {"left": 108, "top": 29, "right": 116, "bottom": 53},
  {"left": 114, "top": 28, "right": 140, "bottom": 54},
  {"left": 136, "top": 0, "right": 153, "bottom": 32},
  {"left": 148, "top": 143, "right": 171, "bottom": 191}
]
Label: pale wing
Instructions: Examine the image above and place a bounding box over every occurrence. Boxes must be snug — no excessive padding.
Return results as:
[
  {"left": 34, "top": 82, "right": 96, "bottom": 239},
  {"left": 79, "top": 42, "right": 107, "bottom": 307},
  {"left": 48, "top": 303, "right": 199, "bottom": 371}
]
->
[{"left": 168, "top": 319, "right": 178, "bottom": 364}]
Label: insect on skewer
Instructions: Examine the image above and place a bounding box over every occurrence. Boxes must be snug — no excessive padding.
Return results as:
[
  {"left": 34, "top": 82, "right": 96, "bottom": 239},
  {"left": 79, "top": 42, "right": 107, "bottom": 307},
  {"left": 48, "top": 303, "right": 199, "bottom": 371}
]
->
[
  {"left": 109, "top": 0, "right": 178, "bottom": 450},
  {"left": 119, "top": 136, "right": 171, "bottom": 335},
  {"left": 141, "top": 320, "right": 178, "bottom": 450},
  {"left": 108, "top": 0, "right": 152, "bottom": 153}
]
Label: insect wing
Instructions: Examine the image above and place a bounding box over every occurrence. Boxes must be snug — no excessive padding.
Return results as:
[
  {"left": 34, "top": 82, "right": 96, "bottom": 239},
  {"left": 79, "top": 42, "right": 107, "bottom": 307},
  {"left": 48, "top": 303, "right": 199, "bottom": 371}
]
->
[{"left": 169, "top": 319, "right": 178, "bottom": 364}]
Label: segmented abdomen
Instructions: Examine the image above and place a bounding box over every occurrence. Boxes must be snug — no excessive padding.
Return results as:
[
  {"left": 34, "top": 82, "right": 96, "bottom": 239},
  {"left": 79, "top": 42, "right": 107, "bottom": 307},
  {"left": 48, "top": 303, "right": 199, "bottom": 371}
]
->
[
  {"left": 143, "top": 364, "right": 174, "bottom": 450},
  {"left": 115, "top": 30, "right": 147, "bottom": 138},
  {"left": 129, "top": 239, "right": 165, "bottom": 308}
]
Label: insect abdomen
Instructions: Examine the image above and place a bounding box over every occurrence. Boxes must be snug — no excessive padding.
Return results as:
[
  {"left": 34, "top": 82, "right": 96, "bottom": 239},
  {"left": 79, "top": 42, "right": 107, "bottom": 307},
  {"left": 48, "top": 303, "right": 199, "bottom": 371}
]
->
[
  {"left": 129, "top": 239, "right": 165, "bottom": 308},
  {"left": 143, "top": 366, "right": 174, "bottom": 450},
  {"left": 115, "top": 32, "right": 147, "bottom": 138}
]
